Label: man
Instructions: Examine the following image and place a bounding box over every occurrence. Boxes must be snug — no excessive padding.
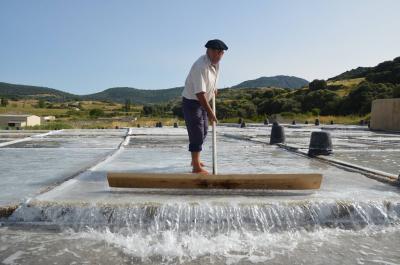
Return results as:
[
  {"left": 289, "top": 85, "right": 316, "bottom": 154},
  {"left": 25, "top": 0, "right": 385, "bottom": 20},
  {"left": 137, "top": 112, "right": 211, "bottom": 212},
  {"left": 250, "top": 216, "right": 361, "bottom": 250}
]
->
[{"left": 181, "top": 39, "right": 228, "bottom": 174}]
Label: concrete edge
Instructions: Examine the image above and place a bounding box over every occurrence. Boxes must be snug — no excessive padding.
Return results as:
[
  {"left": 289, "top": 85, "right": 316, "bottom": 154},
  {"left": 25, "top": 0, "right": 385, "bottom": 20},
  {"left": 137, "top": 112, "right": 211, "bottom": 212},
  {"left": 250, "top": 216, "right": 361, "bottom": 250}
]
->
[
  {"left": 369, "top": 128, "right": 400, "bottom": 134},
  {"left": 276, "top": 143, "right": 399, "bottom": 185}
]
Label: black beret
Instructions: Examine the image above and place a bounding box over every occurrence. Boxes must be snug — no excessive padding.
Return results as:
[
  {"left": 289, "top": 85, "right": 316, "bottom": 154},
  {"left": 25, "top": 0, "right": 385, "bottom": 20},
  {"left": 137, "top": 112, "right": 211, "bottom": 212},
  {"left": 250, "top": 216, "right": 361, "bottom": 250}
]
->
[{"left": 205, "top": 39, "right": 228, "bottom": 50}]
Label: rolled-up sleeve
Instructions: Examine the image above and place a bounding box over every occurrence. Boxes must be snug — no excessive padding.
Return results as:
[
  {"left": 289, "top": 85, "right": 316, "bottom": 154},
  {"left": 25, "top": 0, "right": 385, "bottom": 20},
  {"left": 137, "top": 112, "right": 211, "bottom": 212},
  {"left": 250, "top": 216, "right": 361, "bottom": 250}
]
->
[{"left": 191, "top": 66, "right": 207, "bottom": 95}]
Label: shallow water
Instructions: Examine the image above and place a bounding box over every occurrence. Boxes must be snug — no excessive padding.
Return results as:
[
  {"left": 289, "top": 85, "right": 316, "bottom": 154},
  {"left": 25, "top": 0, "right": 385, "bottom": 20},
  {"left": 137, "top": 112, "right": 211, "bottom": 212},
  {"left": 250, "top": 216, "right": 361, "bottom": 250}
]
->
[
  {"left": 0, "top": 129, "right": 126, "bottom": 206},
  {"left": 1, "top": 222, "right": 400, "bottom": 264},
  {"left": 1, "top": 126, "right": 400, "bottom": 264}
]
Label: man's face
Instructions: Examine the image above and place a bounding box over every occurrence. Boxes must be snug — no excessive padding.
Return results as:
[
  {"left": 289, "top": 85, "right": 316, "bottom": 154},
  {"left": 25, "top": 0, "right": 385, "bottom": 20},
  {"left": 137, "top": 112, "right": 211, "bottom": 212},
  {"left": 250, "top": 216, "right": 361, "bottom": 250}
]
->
[{"left": 207, "top": 48, "right": 224, "bottom": 64}]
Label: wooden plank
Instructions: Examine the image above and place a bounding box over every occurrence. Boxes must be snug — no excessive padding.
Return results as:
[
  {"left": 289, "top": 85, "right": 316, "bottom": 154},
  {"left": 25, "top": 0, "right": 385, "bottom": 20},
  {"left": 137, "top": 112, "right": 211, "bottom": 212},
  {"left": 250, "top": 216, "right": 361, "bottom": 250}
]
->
[{"left": 107, "top": 172, "right": 322, "bottom": 190}]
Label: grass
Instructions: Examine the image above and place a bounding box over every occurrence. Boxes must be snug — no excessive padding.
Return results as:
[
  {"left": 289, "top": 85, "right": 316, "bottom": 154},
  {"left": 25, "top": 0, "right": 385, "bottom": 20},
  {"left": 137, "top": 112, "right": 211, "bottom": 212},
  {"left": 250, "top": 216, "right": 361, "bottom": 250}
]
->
[
  {"left": 221, "top": 113, "right": 369, "bottom": 125},
  {"left": 0, "top": 99, "right": 69, "bottom": 116},
  {"left": 327, "top": 77, "right": 365, "bottom": 87},
  {"left": 26, "top": 122, "right": 74, "bottom": 130},
  {"left": 1, "top": 92, "right": 371, "bottom": 130},
  {"left": 0, "top": 99, "right": 141, "bottom": 118},
  {"left": 327, "top": 78, "right": 365, "bottom": 97}
]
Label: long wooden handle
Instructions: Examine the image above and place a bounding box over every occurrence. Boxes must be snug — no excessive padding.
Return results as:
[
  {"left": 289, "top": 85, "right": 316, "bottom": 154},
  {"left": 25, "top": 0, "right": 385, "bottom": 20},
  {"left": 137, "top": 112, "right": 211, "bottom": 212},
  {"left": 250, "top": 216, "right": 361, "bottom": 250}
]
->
[{"left": 212, "top": 94, "right": 217, "bottom": 175}]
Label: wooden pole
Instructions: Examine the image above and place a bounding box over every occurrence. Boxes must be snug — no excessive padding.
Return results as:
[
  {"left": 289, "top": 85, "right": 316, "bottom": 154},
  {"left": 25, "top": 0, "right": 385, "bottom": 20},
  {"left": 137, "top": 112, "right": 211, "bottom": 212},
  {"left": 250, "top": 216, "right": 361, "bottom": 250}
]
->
[{"left": 212, "top": 94, "right": 217, "bottom": 175}]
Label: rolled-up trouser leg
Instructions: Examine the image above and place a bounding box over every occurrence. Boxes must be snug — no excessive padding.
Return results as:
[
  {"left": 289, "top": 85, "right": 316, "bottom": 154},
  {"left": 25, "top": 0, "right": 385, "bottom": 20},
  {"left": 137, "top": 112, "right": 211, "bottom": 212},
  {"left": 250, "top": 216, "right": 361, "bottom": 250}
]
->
[{"left": 182, "top": 97, "right": 208, "bottom": 152}]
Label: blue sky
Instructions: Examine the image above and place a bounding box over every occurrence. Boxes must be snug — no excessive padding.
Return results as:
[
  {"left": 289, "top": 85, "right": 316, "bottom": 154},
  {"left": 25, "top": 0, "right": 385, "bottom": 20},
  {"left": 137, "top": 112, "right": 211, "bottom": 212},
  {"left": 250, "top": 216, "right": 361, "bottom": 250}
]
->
[{"left": 1, "top": 0, "right": 399, "bottom": 95}]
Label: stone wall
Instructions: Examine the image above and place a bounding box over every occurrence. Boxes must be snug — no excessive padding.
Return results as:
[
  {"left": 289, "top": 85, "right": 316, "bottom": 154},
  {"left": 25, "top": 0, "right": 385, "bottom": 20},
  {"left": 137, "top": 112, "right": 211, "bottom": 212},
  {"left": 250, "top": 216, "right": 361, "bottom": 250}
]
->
[{"left": 370, "top": 98, "right": 400, "bottom": 132}]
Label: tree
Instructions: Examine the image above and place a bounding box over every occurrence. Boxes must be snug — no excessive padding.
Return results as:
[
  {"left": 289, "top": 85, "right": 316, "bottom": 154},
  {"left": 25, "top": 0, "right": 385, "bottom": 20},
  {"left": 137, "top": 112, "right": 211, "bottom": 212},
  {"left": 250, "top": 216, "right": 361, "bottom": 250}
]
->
[
  {"left": 311, "top": 108, "right": 320, "bottom": 116},
  {"left": 309, "top": 79, "right": 327, "bottom": 91},
  {"left": 393, "top": 85, "right": 400, "bottom": 98},
  {"left": 171, "top": 102, "right": 183, "bottom": 118},
  {"left": 142, "top": 104, "right": 169, "bottom": 116},
  {"left": 246, "top": 103, "right": 257, "bottom": 118},
  {"left": 124, "top": 99, "right": 131, "bottom": 112},
  {"left": 366, "top": 59, "right": 400, "bottom": 84},
  {"left": 301, "top": 90, "right": 340, "bottom": 115},
  {"left": 216, "top": 101, "right": 236, "bottom": 119},
  {"left": 0, "top": 98, "right": 9, "bottom": 107},
  {"left": 89, "top": 108, "right": 105, "bottom": 118},
  {"left": 340, "top": 81, "right": 392, "bottom": 115},
  {"left": 37, "top": 99, "right": 46, "bottom": 108}
]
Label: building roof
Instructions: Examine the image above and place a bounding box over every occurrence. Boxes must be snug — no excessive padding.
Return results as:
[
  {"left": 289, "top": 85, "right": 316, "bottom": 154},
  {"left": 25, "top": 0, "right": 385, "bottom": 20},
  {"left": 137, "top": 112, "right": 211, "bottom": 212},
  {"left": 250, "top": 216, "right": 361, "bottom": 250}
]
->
[{"left": 0, "top": 114, "right": 39, "bottom": 117}]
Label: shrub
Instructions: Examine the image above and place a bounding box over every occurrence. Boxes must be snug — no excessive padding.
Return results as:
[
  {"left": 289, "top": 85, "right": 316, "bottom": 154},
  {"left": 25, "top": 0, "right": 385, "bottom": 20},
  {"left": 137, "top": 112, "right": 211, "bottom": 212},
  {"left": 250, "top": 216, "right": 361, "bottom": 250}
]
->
[
  {"left": 89, "top": 108, "right": 105, "bottom": 118},
  {"left": 309, "top": 79, "right": 327, "bottom": 91}
]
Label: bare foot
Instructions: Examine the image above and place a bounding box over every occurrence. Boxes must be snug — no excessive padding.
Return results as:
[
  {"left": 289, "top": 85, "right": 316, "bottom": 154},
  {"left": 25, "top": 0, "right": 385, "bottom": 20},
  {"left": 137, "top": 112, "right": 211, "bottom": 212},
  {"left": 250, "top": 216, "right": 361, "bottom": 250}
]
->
[
  {"left": 191, "top": 161, "right": 206, "bottom": 167},
  {"left": 192, "top": 167, "right": 209, "bottom": 174}
]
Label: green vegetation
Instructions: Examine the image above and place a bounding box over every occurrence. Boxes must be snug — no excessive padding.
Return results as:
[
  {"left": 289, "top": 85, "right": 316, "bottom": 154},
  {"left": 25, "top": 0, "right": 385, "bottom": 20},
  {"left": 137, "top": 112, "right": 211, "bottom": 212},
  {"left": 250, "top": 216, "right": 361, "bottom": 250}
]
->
[
  {"left": 89, "top": 108, "right": 105, "bottom": 118},
  {"left": 329, "top": 56, "right": 400, "bottom": 84},
  {"left": 80, "top": 86, "right": 184, "bottom": 104},
  {"left": 37, "top": 99, "right": 46, "bottom": 108},
  {"left": 0, "top": 76, "right": 309, "bottom": 105},
  {"left": 0, "top": 82, "right": 184, "bottom": 104},
  {"left": 0, "top": 98, "right": 9, "bottom": 107},
  {"left": 124, "top": 99, "right": 131, "bottom": 112},
  {"left": 143, "top": 104, "right": 174, "bottom": 117},
  {"left": 27, "top": 122, "right": 74, "bottom": 130},
  {"left": 328, "top": 67, "right": 371, "bottom": 81},
  {"left": 143, "top": 56, "right": 400, "bottom": 124},
  {"left": 309, "top": 79, "right": 327, "bottom": 91},
  {"left": 0, "top": 82, "right": 77, "bottom": 101},
  {"left": 394, "top": 86, "right": 400, "bottom": 98},
  {"left": 1, "top": 56, "right": 399, "bottom": 128}
]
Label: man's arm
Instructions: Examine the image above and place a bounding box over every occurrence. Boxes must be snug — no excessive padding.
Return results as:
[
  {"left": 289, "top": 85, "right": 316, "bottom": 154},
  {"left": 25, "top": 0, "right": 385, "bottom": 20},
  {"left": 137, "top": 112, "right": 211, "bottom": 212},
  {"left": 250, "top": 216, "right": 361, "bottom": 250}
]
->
[{"left": 196, "top": 92, "right": 218, "bottom": 123}]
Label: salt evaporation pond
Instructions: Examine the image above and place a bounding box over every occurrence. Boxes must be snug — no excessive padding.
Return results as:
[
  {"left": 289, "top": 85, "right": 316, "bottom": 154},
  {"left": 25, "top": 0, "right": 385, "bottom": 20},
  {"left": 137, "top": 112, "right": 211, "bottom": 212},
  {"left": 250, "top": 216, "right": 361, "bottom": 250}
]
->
[
  {"left": 1, "top": 125, "right": 399, "bottom": 264},
  {"left": 0, "top": 129, "right": 126, "bottom": 206}
]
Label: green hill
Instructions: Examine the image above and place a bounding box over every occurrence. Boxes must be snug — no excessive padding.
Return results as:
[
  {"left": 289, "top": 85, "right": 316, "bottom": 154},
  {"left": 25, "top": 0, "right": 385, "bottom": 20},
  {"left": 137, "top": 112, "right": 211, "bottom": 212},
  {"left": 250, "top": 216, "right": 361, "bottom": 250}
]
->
[
  {"left": 0, "top": 75, "right": 310, "bottom": 104},
  {"left": 164, "top": 57, "right": 399, "bottom": 120},
  {"left": 328, "top": 67, "right": 371, "bottom": 81},
  {"left": 0, "top": 82, "right": 78, "bottom": 101},
  {"left": 329, "top": 56, "right": 400, "bottom": 84},
  {"left": 0, "top": 82, "right": 184, "bottom": 104},
  {"left": 2, "top": 54, "right": 399, "bottom": 111},
  {"left": 81, "top": 86, "right": 184, "bottom": 104},
  {"left": 232, "top": 75, "right": 309, "bottom": 89}
]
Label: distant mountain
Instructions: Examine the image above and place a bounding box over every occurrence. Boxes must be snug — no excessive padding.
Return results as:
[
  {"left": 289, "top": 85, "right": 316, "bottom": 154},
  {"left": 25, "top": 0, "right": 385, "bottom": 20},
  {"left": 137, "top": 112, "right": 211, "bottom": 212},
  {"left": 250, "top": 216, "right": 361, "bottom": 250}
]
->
[
  {"left": 329, "top": 56, "right": 400, "bottom": 84},
  {"left": 81, "top": 86, "right": 184, "bottom": 104},
  {"left": 0, "top": 82, "right": 78, "bottom": 101},
  {"left": 0, "top": 82, "right": 183, "bottom": 104},
  {"left": 1, "top": 76, "right": 309, "bottom": 104},
  {"left": 232, "top": 75, "right": 309, "bottom": 89},
  {"left": 0, "top": 76, "right": 308, "bottom": 104}
]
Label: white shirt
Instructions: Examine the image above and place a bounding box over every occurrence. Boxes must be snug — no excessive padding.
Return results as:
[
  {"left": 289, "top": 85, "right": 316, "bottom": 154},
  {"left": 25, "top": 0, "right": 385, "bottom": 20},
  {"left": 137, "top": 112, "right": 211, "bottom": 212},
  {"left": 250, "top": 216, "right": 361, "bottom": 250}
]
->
[{"left": 182, "top": 54, "right": 219, "bottom": 102}]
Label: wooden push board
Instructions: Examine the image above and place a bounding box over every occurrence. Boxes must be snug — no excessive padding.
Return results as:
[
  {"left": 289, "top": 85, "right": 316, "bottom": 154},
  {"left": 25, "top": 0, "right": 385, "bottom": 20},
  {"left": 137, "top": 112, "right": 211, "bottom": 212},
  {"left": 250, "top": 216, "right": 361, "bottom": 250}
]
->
[{"left": 107, "top": 172, "right": 322, "bottom": 190}]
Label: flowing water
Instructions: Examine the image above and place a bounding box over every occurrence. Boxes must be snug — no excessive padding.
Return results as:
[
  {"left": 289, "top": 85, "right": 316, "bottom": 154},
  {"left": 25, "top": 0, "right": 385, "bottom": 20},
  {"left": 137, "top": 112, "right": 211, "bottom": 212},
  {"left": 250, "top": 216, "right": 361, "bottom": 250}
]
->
[{"left": 1, "top": 126, "right": 399, "bottom": 264}]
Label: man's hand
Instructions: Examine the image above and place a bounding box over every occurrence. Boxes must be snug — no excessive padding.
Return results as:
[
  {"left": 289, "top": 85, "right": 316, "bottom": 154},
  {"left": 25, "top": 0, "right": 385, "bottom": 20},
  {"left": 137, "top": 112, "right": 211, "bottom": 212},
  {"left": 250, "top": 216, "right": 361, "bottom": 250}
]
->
[
  {"left": 208, "top": 111, "right": 218, "bottom": 124},
  {"left": 196, "top": 92, "right": 218, "bottom": 124},
  {"left": 214, "top": 89, "right": 218, "bottom": 96}
]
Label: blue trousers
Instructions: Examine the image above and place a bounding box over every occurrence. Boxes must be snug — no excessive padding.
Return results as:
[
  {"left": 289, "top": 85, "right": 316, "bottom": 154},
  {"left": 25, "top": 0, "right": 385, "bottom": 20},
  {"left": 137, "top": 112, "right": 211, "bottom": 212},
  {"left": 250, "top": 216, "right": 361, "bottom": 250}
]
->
[{"left": 182, "top": 97, "right": 208, "bottom": 152}]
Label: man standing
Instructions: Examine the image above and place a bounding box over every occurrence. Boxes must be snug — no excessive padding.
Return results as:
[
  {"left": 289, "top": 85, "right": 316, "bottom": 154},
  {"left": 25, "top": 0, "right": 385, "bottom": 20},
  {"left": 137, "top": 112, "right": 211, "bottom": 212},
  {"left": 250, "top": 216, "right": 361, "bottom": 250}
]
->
[{"left": 182, "top": 39, "right": 228, "bottom": 174}]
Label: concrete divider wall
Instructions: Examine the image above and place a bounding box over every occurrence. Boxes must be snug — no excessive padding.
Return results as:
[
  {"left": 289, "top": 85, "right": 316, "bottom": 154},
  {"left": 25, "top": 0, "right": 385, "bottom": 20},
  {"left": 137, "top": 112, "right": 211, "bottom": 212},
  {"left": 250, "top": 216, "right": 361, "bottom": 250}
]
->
[{"left": 370, "top": 98, "right": 400, "bottom": 132}]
